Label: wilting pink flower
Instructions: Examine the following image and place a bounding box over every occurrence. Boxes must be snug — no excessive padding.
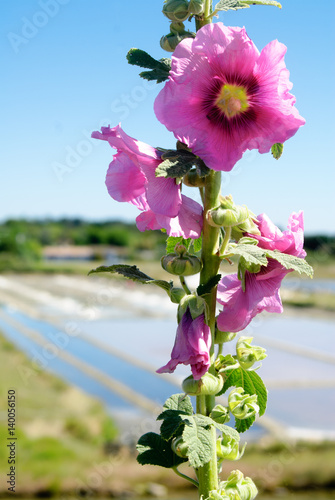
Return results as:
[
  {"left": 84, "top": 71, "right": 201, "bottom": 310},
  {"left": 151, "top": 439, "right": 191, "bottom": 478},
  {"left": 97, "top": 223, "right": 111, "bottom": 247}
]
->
[
  {"left": 155, "top": 23, "right": 305, "bottom": 172},
  {"left": 92, "top": 125, "right": 202, "bottom": 238},
  {"left": 217, "top": 212, "right": 305, "bottom": 332},
  {"left": 157, "top": 310, "right": 211, "bottom": 380}
]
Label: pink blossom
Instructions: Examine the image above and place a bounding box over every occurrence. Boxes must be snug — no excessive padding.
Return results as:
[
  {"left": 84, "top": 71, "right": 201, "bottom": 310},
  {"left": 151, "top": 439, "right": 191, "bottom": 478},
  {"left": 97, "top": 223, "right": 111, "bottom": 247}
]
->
[
  {"left": 157, "top": 310, "right": 211, "bottom": 380},
  {"left": 217, "top": 212, "right": 306, "bottom": 332},
  {"left": 92, "top": 125, "right": 203, "bottom": 238},
  {"left": 155, "top": 23, "right": 305, "bottom": 172}
]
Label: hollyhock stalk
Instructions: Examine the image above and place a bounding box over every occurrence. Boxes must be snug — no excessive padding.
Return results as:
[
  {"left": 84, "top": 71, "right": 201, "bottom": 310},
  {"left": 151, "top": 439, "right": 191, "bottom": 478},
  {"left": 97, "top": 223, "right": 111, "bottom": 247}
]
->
[{"left": 195, "top": 3, "right": 222, "bottom": 495}]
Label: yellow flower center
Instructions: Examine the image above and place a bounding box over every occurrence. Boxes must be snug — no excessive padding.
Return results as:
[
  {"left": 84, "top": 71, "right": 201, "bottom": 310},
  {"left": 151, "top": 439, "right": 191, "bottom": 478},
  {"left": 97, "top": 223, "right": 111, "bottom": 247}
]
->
[{"left": 215, "top": 84, "right": 249, "bottom": 118}]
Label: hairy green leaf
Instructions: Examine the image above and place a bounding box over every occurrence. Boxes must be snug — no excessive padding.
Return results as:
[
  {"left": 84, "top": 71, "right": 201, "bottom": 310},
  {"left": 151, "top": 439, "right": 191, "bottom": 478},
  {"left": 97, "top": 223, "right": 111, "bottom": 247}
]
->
[
  {"left": 136, "top": 432, "right": 186, "bottom": 468},
  {"left": 162, "top": 393, "right": 194, "bottom": 414},
  {"left": 271, "top": 143, "right": 284, "bottom": 160},
  {"left": 89, "top": 264, "right": 173, "bottom": 293},
  {"left": 197, "top": 274, "right": 222, "bottom": 296},
  {"left": 220, "top": 368, "right": 267, "bottom": 433},
  {"left": 157, "top": 409, "right": 188, "bottom": 441},
  {"left": 182, "top": 414, "right": 213, "bottom": 468},
  {"left": 226, "top": 243, "right": 268, "bottom": 267},
  {"left": 166, "top": 236, "right": 191, "bottom": 254},
  {"left": 126, "top": 49, "right": 171, "bottom": 83},
  {"left": 156, "top": 152, "right": 198, "bottom": 179},
  {"left": 265, "top": 250, "right": 314, "bottom": 278},
  {"left": 215, "top": 0, "right": 281, "bottom": 11},
  {"left": 192, "top": 236, "right": 202, "bottom": 254}
]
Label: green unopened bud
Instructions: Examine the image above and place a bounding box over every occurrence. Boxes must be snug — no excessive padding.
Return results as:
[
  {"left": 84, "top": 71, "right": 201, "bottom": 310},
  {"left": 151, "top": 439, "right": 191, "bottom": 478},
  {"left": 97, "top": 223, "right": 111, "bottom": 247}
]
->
[
  {"left": 189, "top": 0, "right": 205, "bottom": 15},
  {"left": 162, "top": 0, "right": 190, "bottom": 22},
  {"left": 177, "top": 294, "right": 208, "bottom": 323},
  {"left": 214, "top": 354, "right": 240, "bottom": 373},
  {"left": 216, "top": 433, "right": 245, "bottom": 461},
  {"left": 183, "top": 169, "right": 206, "bottom": 187},
  {"left": 228, "top": 388, "right": 259, "bottom": 420},
  {"left": 210, "top": 404, "right": 230, "bottom": 425},
  {"left": 171, "top": 436, "right": 189, "bottom": 457},
  {"left": 215, "top": 328, "right": 237, "bottom": 344},
  {"left": 161, "top": 244, "right": 202, "bottom": 276},
  {"left": 160, "top": 22, "right": 196, "bottom": 52},
  {"left": 170, "top": 287, "right": 186, "bottom": 304},
  {"left": 220, "top": 470, "right": 258, "bottom": 500},
  {"left": 236, "top": 336, "right": 267, "bottom": 370},
  {"left": 231, "top": 218, "right": 261, "bottom": 241},
  {"left": 182, "top": 373, "right": 223, "bottom": 396},
  {"left": 207, "top": 205, "right": 249, "bottom": 228}
]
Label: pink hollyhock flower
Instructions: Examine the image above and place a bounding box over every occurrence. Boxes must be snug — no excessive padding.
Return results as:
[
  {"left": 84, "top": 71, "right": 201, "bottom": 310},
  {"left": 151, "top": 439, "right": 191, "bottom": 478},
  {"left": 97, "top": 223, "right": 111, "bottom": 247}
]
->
[
  {"left": 155, "top": 23, "right": 305, "bottom": 172},
  {"left": 217, "top": 212, "right": 305, "bottom": 332},
  {"left": 92, "top": 125, "right": 203, "bottom": 238},
  {"left": 157, "top": 310, "right": 211, "bottom": 380}
]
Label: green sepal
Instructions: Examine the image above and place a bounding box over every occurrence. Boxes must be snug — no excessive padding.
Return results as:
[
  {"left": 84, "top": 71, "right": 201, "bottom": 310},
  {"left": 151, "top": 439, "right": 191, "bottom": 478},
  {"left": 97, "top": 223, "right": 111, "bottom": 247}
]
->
[
  {"left": 271, "top": 142, "right": 284, "bottom": 159},
  {"left": 126, "top": 48, "right": 171, "bottom": 83},
  {"left": 219, "top": 367, "right": 267, "bottom": 433},
  {"left": 88, "top": 264, "right": 173, "bottom": 294},
  {"left": 197, "top": 274, "right": 222, "bottom": 296},
  {"left": 136, "top": 432, "right": 187, "bottom": 468}
]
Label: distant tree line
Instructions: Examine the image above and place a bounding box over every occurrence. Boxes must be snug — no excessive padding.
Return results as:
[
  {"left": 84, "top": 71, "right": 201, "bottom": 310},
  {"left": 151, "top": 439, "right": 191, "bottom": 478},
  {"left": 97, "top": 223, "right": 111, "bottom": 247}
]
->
[{"left": 0, "top": 219, "right": 334, "bottom": 269}]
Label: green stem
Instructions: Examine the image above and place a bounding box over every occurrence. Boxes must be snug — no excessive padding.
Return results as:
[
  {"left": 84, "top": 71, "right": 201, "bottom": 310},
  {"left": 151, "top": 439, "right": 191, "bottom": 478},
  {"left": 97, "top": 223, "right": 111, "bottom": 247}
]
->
[
  {"left": 220, "top": 226, "right": 232, "bottom": 257},
  {"left": 195, "top": 0, "right": 213, "bottom": 31},
  {"left": 180, "top": 276, "right": 191, "bottom": 295},
  {"left": 173, "top": 467, "right": 199, "bottom": 487},
  {"left": 196, "top": 168, "right": 221, "bottom": 498}
]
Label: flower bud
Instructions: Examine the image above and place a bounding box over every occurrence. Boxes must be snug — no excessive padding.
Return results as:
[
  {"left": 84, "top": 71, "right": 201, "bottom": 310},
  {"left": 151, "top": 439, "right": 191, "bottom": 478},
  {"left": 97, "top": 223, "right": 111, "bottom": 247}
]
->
[
  {"left": 178, "top": 294, "right": 208, "bottom": 323},
  {"left": 160, "top": 22, "right": 196, "bottom": 52},
  {"left": 171, "top": 436, "right": 189, "bottom": 457},
  {"left": 182, "top": 372, "right": 223, "bottom": 396},
  {"left": 214, "top": 354, "right": 240, "bottom": 373},
  {"left": 162, "top": 0, "right": 190, "bottom": 22},
  {"left": 220, "top": 470, "right": 258, "bottom": 500},
  {"left": 161, "top": 244, "right": 202, "bottom": 276},
  {"left": 215, "top": 328, "right": 237, "bottom": 344},
  {"left": 216, "top": 433, "right": 245, "bottom": 461},
  {"left": 207, "top": 205, "right": 249, "bottom": 228},
  {"left": 210, "top": 404, "right": 230, "bottom": 425},
  {"left": 189, "top": 0, "right": 205, "bottom": 15},
  {"left": 169, "top": 287, "right": 187, "bottom": 304},
  {"left": 183, "top": 169, "right": 206, "bottom": 187},
  {"left": 228, "top": 388, "right": 259, "bottom": 420},
  {"left": 236, "top": 336, "right": 267, "bottom": 370}
]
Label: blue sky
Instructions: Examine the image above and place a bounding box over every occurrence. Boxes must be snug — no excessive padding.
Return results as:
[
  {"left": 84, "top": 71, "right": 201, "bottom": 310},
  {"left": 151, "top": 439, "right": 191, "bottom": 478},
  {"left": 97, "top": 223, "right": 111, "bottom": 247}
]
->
[{"left": 1, "top": 0, "right": 334, "bottom": 234}]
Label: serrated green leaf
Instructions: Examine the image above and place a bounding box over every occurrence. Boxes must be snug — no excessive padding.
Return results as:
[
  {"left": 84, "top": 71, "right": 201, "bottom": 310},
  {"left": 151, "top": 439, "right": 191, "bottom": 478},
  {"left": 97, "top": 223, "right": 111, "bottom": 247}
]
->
[
  {"left": 192, "top": 236, "right": 202, "bottom": 254},
  {"left": 226, "top": 243, "right": 268, "bottom": 267},
  {"left": 156, "top": 153, "right": 197, "bottom": 179},
  {"left": 136, "top": 432, "right": 186, "bottom": 468},
  {"left": 126, "top": 49, "right": 171, "bottom": 83},
  {"left": 271, "top": 143, "right": 284, "bottom": 160},
  {"left": 265, "top": 250, "right": 314, "bottom": 278},
  {"left": 197, "top": 274, "right": 221, "bottom": 296},
  {"left": 162, "top": 394, "right": 194, "bottom": 414},
  {"left": 88, "top": 265, "right": 173, "bottom": 293},
  {"left": 215, "top": 0, "right": 250, "bottom": 11},
  {"left": 182, "top": 415, "right": 213, "bottom": 468},
  {"left": 219, "top": 368, "right": 267, "bottom": 433},
  {"left": 157, "top": 409, "right": 187, "bottom": 441},
  {"left": 243, "top": 0, "right": 281, "bottom": 7},
  {"left": 215, "top": 0, "right": 281, "bottom": 11}
]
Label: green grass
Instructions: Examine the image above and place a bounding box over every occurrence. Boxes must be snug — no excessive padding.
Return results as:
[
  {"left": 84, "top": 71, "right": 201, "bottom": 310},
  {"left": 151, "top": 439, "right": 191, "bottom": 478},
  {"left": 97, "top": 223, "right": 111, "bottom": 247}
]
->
[{"left": 0, "top": 331, "right": 117, "bottom": 495}]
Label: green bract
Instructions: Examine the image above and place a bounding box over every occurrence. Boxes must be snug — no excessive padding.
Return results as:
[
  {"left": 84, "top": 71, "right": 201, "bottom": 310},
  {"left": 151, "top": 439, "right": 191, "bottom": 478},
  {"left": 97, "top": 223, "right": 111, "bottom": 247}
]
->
[
  {"left": 218, "top": 470, "right": 258, "bottom": 500},
  {"left": 236, "top": 336, "right": 267, "bottom": 370},
  {"left": 161, "top": 244, "right": 202, "bottom": 276},
  {"left": 182, "top": 373, "right": 223, "bottom": 396},
  {"left": 216, "top": 432, "right": 246, "bottom": 461},
  {"left": 162, "top": 0, "right": 190, "bottom": 21},
  {"left": 177, "top": 294, "right": 208, "bottom": 323},
  {"left": 228, "top": 388, "right": 259, "bottom": 420}
]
